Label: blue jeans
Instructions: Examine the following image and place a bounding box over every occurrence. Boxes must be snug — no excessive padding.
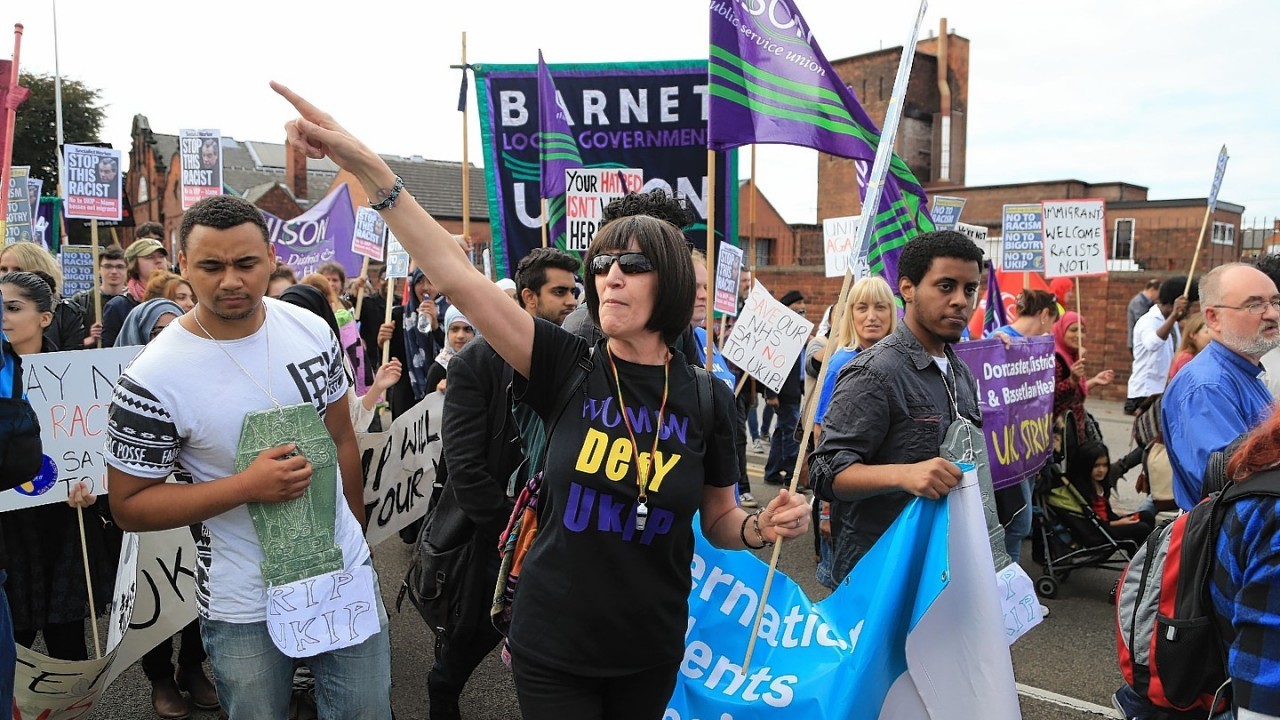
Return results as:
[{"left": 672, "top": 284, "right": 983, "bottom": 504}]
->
[
  {"left": 760, "top": 402, "right": 775, "bottom": 439},
  {"left": 746, "top": 400, "right": 760, "bottom": 442},
  {"left": 764, "top": 402, "right": 801, "bottom": 484},
  {"left": 200, "top": 574, "right": 391, "bottom": 720},
  {"left": 1004, "top": 479, "right": 1033, "bottom": 563}
]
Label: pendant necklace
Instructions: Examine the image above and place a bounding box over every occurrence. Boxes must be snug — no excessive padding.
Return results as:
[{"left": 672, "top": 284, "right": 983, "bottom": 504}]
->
[
  {"left": 192, "top": 303, "right": 284, "bottom": 412},
  {"left": 606, "top": 342, "right": 670, "bottom": 532}
]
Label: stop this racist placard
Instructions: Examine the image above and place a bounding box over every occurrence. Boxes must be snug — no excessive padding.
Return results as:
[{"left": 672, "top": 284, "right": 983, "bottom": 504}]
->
[
  {"left": 179, "top": 128, "right": 222, "bottom": 209},
  {"left": 63, "top": 144, "right": 123, "bottom": 221},
  {"left": 721, "top": 281, "right": 813, "bottom": 393},
  {"left": 1041, "top": 199, "right": 1107, "bottom": 278}
]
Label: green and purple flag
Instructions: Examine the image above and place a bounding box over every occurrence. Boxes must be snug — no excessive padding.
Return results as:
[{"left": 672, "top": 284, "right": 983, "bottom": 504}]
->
[
  {"left": 708, "top": 0, "right": 934, "bottom": 285},
  {"left": 537, "top": 51, "right": 582, "bottom": 246},
  {"left": 982, "top": 261, "right": 1009, "bottom": 336}
]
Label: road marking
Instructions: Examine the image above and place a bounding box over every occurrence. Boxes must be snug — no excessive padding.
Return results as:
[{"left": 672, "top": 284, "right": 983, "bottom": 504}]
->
[{"left": 1016, "top": 683, "right": 1122, "bottom": 718}]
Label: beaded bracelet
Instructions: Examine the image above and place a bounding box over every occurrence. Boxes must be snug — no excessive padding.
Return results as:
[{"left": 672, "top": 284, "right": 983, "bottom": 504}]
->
[
  {"left": 369, "top": 175, "right": 405, "bottom": 210},
  {"left": 751, "top": 511, "right": 775, "bottom": 548},
  {"left": 741, "top": 513, "right": 766, "bottom": 550}
]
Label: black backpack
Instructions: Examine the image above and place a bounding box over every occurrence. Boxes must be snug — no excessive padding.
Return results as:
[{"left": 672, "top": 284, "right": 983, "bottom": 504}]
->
[{"left": 0, "top": 340, "right": 42, "bottom": 491}]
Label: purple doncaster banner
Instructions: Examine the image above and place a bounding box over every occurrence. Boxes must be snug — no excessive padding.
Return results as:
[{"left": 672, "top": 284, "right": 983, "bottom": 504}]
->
[
  {"left": 262, "top": 183, "right": 361, "bottom": 279},
  {"left": 953, "top": 337, "right": 1055, "bottom": 491}
]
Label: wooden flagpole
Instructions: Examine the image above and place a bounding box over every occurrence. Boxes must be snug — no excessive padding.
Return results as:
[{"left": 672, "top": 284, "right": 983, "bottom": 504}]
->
[
  {"left": 381, "top": 276, "right": 395, "bottom": 366},
  {"left": 91, "top": 220, "right": 102, "bottom": 347},
  {"left": 1185, "top": 146, "right": 1229, "bottom": 298},
  {"left": 77, "top": 507, "right": 102, "bottom": 658},
  {"left": 354, "top": 256, "right": 370, "bottom": 317},
  {"left": 0, "top": 24, "right": 24, "bottom": 234},
  {"left": 742, "top": 0, "right": 930, "bottom": 672},
  {"left": 460, "top": 33, "right": 471, "bottom": 257}
]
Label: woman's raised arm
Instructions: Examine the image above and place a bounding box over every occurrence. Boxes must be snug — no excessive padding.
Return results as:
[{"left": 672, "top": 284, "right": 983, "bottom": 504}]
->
[{"left": 272, "top": 81, "right": 534, "bottom": 378}]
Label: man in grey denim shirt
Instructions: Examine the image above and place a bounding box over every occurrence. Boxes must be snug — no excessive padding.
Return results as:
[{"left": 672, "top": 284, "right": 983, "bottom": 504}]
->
[{"left": 809, "top": 231, "right": 984, "bottom": 583}]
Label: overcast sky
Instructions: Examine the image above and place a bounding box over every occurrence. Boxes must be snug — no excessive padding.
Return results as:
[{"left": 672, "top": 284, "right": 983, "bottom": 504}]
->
[{"left": 5, "top": 0, "right": 1276, "bottom": 226}]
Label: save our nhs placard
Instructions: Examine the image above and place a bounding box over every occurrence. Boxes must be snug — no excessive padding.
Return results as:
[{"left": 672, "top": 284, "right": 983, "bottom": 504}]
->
[{"left": 669, "top": 482, "right": 1021, "bottom": 719}]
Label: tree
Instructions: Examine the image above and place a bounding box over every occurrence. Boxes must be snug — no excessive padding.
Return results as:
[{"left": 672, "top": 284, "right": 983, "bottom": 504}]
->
[{"left": 11, "top": 72, "right": 105, "bottom": 187}]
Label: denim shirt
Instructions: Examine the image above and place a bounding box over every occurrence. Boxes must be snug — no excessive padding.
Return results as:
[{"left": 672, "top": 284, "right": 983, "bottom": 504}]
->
[
  {"left": 1162, "top": 340, "right": 1273, "bottom": 510},
  {"left": 809, "top": 323, "right": 981, "bottom": 581}
]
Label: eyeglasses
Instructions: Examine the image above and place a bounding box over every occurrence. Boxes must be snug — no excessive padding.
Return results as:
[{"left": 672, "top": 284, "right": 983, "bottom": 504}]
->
[
  {"left": 587, "top": 252, "right": 653, "bottom": 276},
  {"left": 1211, "top": 299, "right": 1280, "bottom": 315}
]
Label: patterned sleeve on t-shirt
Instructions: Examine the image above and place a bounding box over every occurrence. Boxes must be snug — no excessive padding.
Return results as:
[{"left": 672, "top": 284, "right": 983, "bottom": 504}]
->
[
  {"left": 324, "top": 330, "right": 346, "bottom": 407},
  {"left": 105, "top": 373, "right": 181, "bottom": 479}
]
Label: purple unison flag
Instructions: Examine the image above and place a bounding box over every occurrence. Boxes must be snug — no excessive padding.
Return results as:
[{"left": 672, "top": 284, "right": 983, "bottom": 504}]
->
[
  {"left": 262, "top": 183, "right": 361, "bottom": 279},
  {"left": 983, "top": 261, "right": 1009, "bottom": 336},
  {"left": 953, "top": 337, "right": 1056, "bottom": 490},
  {"left": 537, "top": 51, "right": 582, "bottom": 200},
  {"left": 708, "top": 0, "right": 934, "bottom": 286}
]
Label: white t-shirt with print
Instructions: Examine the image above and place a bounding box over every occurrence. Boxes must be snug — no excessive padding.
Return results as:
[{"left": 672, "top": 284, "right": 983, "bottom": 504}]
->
[{"left": 104, "top": 297, "right": 371, "bottom": 623}]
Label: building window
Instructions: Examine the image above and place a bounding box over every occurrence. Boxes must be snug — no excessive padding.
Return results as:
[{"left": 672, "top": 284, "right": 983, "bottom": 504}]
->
[
  {"left": 137, "top": 175, "right": 149, "bottom": 203},
  {"left": 1212, "top": 221, "right": 1235, "bottom": 246},
  {"left": 1113, "top": 218, "right": 1134, "bottom": 260},
  {"left": 742, "top": 237, "right": 773, "bottom": 267}
]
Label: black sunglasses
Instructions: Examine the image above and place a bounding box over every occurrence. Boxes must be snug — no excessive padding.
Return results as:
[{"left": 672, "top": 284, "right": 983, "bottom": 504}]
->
[{"left": 587, "top": 252, "right": 653, "bottom": 276}]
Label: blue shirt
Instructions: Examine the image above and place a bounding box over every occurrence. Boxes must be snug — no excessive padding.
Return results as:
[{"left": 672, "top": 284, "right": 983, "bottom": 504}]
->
[
  {"left": 692, "top": 327, "right": 735, "bottom": 391},
  {"left": 1162, "top": 341, "right": 1273, "bottom": 510},
  {"left": 988, "top": 324, "right": 1023, "bottom": 339},
  {"left": 1212, "top": 495, "right": 1280, "bottom": 716},
  {"left": 814, "top": 346, "right": 859, "bottom": 424}
]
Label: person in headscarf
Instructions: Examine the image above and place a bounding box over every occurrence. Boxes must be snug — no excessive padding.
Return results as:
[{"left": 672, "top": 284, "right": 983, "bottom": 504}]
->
[
  {"left": 424, "top": 305, "right": 477, "bottom": 394},
  {"left": 279, "top": 284, "right": 401, "bottom": 432},
  {"left": 1052, "top": 311, "right": 1114, "bottom": 451},
  {"left": 387, "top": 268, "right": 443, "bottom": 418},
  {"left": 115, "top": 298, "right": 184, "bottom": 347}
]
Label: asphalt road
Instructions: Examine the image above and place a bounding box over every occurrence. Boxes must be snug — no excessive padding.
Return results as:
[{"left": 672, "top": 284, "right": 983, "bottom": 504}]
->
[{"left": 89, "top": 399, "right": 1144, "bottom": 719}]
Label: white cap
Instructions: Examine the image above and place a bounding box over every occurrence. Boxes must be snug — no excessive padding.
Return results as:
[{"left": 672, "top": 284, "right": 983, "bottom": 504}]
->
[{"left": 496, "top": 278, "right": 517, "bottom": 292}]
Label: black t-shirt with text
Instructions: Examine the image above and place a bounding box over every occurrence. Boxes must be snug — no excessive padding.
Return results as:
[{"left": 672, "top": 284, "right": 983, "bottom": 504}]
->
[{"left": 509, "top": 319, "right": 739, "bottom": 675}]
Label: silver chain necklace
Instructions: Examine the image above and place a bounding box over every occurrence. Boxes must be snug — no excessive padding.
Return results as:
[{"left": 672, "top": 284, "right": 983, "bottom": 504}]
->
[{"left": 191, "top": 303, "right": 282, "bottom": 410}]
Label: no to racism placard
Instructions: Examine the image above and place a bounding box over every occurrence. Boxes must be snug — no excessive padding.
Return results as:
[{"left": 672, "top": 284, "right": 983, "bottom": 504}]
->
[
  {"left": 721, "top": 281, "right": 813, "bottom": 393},
  {"left": 564, "top": 168, "right": 643, "bottom": 252},
  {"left": 822, "top": 215, "right": 870, "bottom": 280},
  {"left": 60, "top": 246, "right": 96, "bottom": 297},
  {"left": 63, "top": 145, "right": 122, "bottom": 221},
  {"left": 358, "top": 392, "right": 442, "bottom": 546},
  {"left": 1041, "top": 199, "right": 1107, "bottom": 278},
  {"left": 179, "top": 129, "right": 222, "bottom": 209},
  {"left": 1, "top": 346, "right": 142, "bottom": 512},
  {"left": 931, "top": 195, "right": 966, "bottom": 231},
  {"left": 1000, "top": 203, "right": 1044, "bottom": 272},
  {"left": 352, "top": 206, "right": 387, "bottom": 260},
  {"left": 6, "top": 165, "right": 34, "bottom": 244},
  {"left": 713, "top": 240, "right": 743, "bottom": 317},
  {"left": 953, "top": 337, "right": 1055, "bottom": 490}
]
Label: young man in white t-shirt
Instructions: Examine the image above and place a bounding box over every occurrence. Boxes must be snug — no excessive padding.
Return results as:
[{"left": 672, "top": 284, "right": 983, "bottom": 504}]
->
[{"left": 104, "top": 195, "right": 390, "bottom": 719}]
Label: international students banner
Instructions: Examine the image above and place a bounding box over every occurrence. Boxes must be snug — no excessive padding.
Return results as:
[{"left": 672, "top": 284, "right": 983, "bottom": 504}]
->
[
  {"left": 670, "top": 481, "right": 1020, "bottom": 719},
  {"left": 473, "top": 60, "right": 737, "bottom": 278}
]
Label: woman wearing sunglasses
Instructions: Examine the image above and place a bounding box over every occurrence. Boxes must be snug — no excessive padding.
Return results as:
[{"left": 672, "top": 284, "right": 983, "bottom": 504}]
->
[{"left": 274, "top": 83, "right": 809, "bottom": 720}]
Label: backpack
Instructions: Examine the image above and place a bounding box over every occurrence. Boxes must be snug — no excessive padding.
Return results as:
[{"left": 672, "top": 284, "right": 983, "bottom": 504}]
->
[
  {"left": 1115, "top": 471, "right": 1280, "bottom": 717},
  {"left": 0, "top": 338, "right": 42, "bottom": 490}
]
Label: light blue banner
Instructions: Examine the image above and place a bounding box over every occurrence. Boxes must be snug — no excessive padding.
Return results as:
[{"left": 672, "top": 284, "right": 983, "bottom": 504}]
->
[{"left": 668, "top": 499, "right": 949, "bottom": 719}]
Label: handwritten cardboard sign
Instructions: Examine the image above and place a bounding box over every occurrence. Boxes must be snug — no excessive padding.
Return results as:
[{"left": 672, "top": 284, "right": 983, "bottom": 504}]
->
[
  {"left": 358, "top": 392, "right": 441, "bottom": 547},
  {"left": 179, "top": 129, "right": 221, "bottom": 210},
  {"left": 564, "top": 168, "right": 643, "bottom": 252},
  {"left": 721, "top": 281, "right": 814, "bottom": 393},
  {"left": 713, "top": 241, "right": 743, "bottom": 317},
  {"left": 1, "top": 346, "right": 142, "bottom": 512},
  {"left": 822, "top": 215, "right": 869, "bottom": 280},
  {"left": 1041, "top": 199, "right": 1107, "bottom": 278},
  {"left": 266, "top": 565, "right": 380, "bottom": 658}
]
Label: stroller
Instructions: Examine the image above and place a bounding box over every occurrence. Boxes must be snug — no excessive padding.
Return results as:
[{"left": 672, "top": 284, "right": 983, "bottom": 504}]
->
[{"left": 1030, "top": 461, "right": 1139, "bottom": 599}]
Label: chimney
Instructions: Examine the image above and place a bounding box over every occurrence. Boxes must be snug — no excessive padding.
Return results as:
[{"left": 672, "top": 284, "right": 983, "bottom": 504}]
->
[{"left": 286, "top": 141, "right": 308, "bottom": 201}]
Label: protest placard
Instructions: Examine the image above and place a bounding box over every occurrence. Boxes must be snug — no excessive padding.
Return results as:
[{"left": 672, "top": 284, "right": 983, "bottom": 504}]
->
[
  {"left": 953, "top": 337, "right": 1055, "bottom": 490},
  {"left": 721, "top": 281, "right": 814, "bottom": 393},
  {"left": 179, "top": 129, "right": 222, "bottom": 210},
  {"left": 822, "top": 215, "right": 870, "bottom": 280},
  {"left": 931, "top": 195, "right": 966, "bottom": 231},
  {"left": 6, "top": 165, "right": 34, "bottom": 244},
  {"left": 1000, "top": 203, "right": 1044, "bottom": 272},
  {"left": 385, "top": 230, "right": 410, "bottom": 279},
  {"left": 63, "top": 145, "right": 122, "bottom": 221},
  {"left": 713, "top": 241, "right": 743, "bottom": 317},
  {"left": 352, "top": 206, "right": 387, "bottom": 260},
  {"left": 60, "top": 246, "right": 96, "bottom": 297},
  {"left": 27, "top": 177, "right": 47, "bottom": 247},
  {"left": 358, "top": 392, "right": 442, "bottom": 547},
  {"left": 563, "top": 168, "right": 642, "bottom": 252},
  {"left": 1041, "top": 199, "right": 1107, "bottom": 278},
  {"left": 0, "top": 346, "right": 142, "bottom": 513},
  {"left": 957, "top": 221, "right": 988, "bottom": 246}
]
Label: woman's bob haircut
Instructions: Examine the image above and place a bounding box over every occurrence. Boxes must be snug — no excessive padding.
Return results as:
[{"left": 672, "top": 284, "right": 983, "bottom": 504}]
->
[{"left": 583, "top": 214, "right": 695, "bottom": 345}]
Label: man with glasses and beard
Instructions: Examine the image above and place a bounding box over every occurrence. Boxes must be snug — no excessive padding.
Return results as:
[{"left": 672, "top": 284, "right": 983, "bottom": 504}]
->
[{"left": 1162, "top": 263, "right": 1280, "bottom": 511}]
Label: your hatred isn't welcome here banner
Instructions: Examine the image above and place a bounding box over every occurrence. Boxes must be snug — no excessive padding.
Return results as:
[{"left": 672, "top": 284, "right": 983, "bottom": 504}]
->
[{"left": 473, "top": 60, "right": 738, "bottom": 278}]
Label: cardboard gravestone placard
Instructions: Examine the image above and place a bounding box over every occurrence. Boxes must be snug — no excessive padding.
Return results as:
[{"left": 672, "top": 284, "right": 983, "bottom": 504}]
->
[{"left": 233, "top": 403, "right": 343, "bottom": 585}]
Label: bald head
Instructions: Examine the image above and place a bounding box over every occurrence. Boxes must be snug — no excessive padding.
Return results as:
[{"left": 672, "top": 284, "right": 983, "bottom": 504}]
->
[{"left": 1202, "top": 263, "right": 1280, "bottom": 361}]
